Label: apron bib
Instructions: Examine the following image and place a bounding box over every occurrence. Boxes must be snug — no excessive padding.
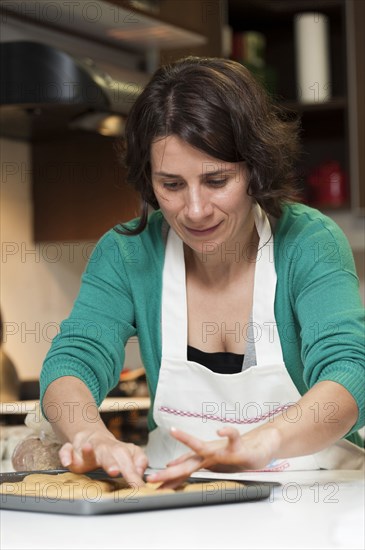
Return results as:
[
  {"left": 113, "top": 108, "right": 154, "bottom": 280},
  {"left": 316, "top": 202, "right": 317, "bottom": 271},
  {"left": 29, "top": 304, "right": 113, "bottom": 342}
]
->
[{"left": 146, "top": 205, "right": 364, "bottom": 471}]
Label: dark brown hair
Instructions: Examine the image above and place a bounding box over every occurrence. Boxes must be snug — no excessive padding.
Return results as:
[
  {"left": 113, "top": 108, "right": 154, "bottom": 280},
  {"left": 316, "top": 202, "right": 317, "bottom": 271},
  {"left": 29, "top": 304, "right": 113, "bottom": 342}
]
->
[{"left": 115, "top": 56, "right": 302, "bottom": 235}]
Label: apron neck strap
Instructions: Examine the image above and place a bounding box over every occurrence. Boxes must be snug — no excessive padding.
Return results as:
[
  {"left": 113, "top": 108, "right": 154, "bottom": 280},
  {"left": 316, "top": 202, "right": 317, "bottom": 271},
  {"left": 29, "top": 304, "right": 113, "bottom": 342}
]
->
[
  {"left": 161, "top": 227, "right": 188, "bottom": 359},
  {"left": 252, "top": 205, "right": 284, "bottom": 365}
]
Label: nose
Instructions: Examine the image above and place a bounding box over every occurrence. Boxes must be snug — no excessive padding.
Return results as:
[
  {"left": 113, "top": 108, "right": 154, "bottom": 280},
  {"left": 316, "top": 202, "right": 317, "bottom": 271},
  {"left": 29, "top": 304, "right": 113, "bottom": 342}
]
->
[{"left": 183, "top": 184, "right": 213, "bottom": 221}]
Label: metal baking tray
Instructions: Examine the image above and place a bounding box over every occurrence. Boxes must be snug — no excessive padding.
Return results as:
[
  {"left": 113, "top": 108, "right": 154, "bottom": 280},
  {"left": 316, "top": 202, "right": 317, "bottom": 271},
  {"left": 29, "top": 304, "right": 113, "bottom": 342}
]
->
[{"left": 0, "top": 469, "right": 276, "bottom": 515}]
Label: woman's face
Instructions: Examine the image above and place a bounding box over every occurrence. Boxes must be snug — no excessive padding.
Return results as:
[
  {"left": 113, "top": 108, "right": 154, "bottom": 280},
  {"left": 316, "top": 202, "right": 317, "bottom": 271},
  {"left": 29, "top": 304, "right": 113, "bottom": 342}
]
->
[{"left": 151, "top": 135, "right": 254, "bottom": 254}]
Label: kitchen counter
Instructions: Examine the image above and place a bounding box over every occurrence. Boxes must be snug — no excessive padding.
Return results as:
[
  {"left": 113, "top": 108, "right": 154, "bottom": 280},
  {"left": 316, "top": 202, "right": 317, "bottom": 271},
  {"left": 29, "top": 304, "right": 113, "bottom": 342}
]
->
[{"left": 1, "top": 470, "right": 364, "bottom": 550}]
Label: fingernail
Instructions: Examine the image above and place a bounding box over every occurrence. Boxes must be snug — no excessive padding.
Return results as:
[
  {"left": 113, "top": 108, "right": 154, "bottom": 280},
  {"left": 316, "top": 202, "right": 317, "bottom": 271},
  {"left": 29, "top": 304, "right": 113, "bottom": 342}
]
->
[
  {"left": 147, "top": 474, "right": 157, "bottom": 480},
  {"left": 170, "top": 426, "right": 177, "bottom": 432}
]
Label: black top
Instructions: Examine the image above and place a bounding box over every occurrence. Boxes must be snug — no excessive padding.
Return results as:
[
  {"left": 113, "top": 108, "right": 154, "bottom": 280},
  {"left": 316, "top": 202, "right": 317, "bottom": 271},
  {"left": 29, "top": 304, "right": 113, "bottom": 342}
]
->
[{"left": 187, "top": 345, "right": 244, "bottom": 374}]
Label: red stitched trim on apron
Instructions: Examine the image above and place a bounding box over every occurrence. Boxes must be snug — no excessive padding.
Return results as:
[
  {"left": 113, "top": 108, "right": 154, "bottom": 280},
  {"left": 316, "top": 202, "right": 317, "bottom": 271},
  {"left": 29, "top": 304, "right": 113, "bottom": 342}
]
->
[
  {"left": 249, "top": 461, "right": 291, "bottom": 472},
  {"left": 158, "top": 404, "right": 290, "bottom": 424}
]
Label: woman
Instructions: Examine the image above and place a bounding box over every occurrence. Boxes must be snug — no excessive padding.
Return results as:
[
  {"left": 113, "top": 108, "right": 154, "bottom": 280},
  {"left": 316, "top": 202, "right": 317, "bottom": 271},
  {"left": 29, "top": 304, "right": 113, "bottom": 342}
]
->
[{"left": 40, "top": 57, "right": 364, "bottom": 488}]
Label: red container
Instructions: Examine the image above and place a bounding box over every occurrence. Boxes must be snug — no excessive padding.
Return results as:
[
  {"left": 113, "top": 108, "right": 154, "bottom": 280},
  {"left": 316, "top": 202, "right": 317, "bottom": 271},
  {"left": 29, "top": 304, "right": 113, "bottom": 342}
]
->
[{"left": 307, "top": 161, "right": 348, "bottom": 207}]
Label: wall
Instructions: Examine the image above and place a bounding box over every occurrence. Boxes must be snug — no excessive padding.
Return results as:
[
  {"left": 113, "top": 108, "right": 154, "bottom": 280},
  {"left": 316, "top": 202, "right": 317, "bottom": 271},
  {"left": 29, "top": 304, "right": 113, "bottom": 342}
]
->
[{"left": 0, "top": 137, "right": 142, "bottom": 381}]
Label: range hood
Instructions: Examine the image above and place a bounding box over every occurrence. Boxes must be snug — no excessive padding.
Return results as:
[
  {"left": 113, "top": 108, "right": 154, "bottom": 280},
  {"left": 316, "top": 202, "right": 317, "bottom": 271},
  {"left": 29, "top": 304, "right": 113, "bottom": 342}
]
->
[{"left": 0, "top": 41, "right": 147, "bottom": 140}]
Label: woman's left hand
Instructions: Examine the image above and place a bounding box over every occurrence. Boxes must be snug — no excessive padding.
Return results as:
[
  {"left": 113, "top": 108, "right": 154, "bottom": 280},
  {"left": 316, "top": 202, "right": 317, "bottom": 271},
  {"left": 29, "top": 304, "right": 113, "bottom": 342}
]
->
[{"left": 146, "top": 425, "right": 280, "bottom": 489}]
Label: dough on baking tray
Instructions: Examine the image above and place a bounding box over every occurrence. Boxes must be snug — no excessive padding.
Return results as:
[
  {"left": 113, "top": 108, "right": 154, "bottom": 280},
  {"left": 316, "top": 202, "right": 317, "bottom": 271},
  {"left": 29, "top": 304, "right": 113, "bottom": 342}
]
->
[
  {"left": 0, "top": 473, "right": 175, "bottom": 499},
  {"left": 0, "top": 472, "right": 242, "bottom": 499},
  {"left": 182, "top": 480, "right": 243, "bottom": 492},
  {"left": 0, "top": 472, "right": 121, "bottom": 499}
]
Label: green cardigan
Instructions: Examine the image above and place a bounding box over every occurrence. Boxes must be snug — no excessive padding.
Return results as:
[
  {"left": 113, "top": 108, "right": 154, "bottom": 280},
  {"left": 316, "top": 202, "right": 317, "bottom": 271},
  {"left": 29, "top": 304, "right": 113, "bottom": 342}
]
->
[{"left": 40, "top": 203, "right": 365, "bottom": 445}]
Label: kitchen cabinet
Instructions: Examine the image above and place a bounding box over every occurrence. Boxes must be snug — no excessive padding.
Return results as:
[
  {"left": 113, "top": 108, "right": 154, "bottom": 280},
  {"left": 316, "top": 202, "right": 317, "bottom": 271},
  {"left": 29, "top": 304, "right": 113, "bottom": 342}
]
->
[
  {"left": 227, "top": 0, "right": 364, "bottom": 214},
  {"left": 32, "top": 133, "right": 141, "bottom": 241},
  {"left": 28, "top": 1, "right": 222, "bottom": 242},
  {"left": 1, "top": 0, "right": 212, "bottom": 241},
  {"left": 158, "top": 0, "right": 223, "bottom": 62},
  {"left": 1, "top": 0, "right": 208, "bottom": 58}
]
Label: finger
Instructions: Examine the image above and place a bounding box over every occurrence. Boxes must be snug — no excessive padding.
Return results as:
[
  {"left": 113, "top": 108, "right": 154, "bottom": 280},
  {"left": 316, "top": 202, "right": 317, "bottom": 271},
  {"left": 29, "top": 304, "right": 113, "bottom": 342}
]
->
[
  {"left": 158, "top": 477, "right": 191, "bottom": 490},
  {"left": 97, "top": 446, "right": 146, "bottom": 487},
  {"left": 217, "top": 427, "right": 242, "bottom": 451},
  {"left": 166, "top": 450, "right": 195, "bottom": 466},
  {"left": 63, "top": 442, "right": 99, "bottom": 474},
  {"left": 59, "top": 442, "right": 73, "bottom": 468},
  {"left": 119, "top": 464, "right": 146, "bottom": 488},
  {"left": 158, "top": 458, "right": 203, "bottom": 490},
  {"left": 136, "top": 465, "right": 146, "bottom": 477},
  {"left": 78, "top": 443, "right": 98, "bottom": 469},
  {"left": 92, "top": 447, "right": 124, "bottom": 477},
  {"left": 147, "top": 455, "right": 203, "bottom": 485},
  {"left": 169, "top": 427, "right": 206, "bottom": 454},
  {"left": 131, "top": 444, "right": 149, "bottom": 466},
  {"left": 81, "top": 443, "right": 97, "bottom": 462},
  {"left": 124, "top": 444, "right": 149, "bottom": 478},
  {"left": 68, "top": 446, "right": 92, "bottom": 472},
  {"left": 135, "top": 454, "right": 148, "bottom": 477},
  {"left": 87, "top": 447, "right": 122, "bottom": 474}
]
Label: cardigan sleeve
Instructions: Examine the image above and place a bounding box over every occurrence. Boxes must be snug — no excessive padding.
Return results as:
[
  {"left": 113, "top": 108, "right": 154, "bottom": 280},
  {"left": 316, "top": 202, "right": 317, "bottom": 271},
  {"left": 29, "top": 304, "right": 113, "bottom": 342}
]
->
[
  {"left": 39, "top": 230, "right": 137, "bottom": 417},
  {"left": 288, "top": 213, "right": 365, "bottom": 434}
]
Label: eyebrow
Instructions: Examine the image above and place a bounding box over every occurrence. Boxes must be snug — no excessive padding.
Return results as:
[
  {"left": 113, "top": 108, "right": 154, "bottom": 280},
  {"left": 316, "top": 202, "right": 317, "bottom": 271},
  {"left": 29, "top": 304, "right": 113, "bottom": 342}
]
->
[{"left": 153, "top": 168, "right": 237, "bottom": 178}]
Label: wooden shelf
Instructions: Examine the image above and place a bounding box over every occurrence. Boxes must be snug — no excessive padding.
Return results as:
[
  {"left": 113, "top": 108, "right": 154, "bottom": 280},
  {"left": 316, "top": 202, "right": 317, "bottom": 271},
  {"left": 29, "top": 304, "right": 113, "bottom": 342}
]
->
[
  {"left": 1, "top": 0, "right": 207, "bottom": 52},
  {"left": 228, "top": 0, "right": 346, "bottom": 101},
  {"left": 227, "top": 0, "right": 363, "bottom": 211},
  {"left": 0, "top": 397, "right": 151, "bottom": 416},
  {"left": 278, "top": 97, "right": 347, "bottom": 113},
  {"left": 228, "top": 0, "right": 344, "bottom": 23}
]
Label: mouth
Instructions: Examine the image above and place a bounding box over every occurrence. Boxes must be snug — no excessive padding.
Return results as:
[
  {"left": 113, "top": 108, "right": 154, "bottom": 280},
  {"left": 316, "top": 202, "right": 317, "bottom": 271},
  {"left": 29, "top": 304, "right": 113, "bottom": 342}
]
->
[{"left": 184, "top": 222, "right": 222, "bottom": 236}]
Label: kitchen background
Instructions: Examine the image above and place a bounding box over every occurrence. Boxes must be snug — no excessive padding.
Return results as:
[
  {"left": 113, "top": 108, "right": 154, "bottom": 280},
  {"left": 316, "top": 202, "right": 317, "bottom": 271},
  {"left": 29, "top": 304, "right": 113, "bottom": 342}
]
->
[{"left": 1, "top": 0, "right": 364, "bottom": 444}]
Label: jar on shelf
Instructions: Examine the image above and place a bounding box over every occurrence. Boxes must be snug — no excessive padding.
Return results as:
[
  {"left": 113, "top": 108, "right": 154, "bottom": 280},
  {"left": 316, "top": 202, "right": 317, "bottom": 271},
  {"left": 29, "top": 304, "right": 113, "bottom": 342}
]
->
[
  {"left": 307, "top": 161, "right": 348, "bottom": 208},
  {"left": 231, "top": 31, "right": 278, "bottom": 96}
]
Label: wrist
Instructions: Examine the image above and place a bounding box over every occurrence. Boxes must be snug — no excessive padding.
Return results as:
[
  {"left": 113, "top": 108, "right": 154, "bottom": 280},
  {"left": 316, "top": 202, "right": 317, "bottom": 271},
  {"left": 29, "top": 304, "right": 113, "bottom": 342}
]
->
[
  {"left": 263, "top": 426, "right": 282, "bottom": 459},
  {"left": 240, "top": 425, "right": 282, "bottom": 468}
]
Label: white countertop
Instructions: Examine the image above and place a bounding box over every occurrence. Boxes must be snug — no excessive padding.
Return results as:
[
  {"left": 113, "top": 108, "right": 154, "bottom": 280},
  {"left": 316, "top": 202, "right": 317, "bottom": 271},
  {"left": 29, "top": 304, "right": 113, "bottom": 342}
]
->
[{"left": 1, "top": 470, "right": 364, "bottom": 550}]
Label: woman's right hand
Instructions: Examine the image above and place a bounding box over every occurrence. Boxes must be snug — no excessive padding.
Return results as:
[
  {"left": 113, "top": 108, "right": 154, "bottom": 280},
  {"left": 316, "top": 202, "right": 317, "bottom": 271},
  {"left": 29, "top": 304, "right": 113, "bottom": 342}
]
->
[{"left": 58, "top": 429, "right": 148, "bottom": 487}]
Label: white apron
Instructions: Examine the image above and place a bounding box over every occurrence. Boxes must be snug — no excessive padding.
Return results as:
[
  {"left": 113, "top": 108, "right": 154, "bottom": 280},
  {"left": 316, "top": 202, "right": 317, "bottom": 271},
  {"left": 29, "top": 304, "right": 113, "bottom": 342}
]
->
[{"left": 146, "top": 205, "right": 365, "bottom": 471}]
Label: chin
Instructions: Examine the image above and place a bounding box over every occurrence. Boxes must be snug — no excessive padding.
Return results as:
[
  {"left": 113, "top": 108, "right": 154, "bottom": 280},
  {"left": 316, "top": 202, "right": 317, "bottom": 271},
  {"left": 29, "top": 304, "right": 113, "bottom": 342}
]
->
[{"left": 189, "top": 238, "right": 223, "bottom": 257}]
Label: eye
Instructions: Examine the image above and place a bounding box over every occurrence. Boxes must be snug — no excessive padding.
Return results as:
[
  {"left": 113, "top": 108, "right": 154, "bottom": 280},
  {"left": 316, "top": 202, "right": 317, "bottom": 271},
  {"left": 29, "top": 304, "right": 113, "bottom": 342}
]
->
[
  {"left": 207, "top": 179, "right": 227, "bottom": 187},
  {"left": 162, "top": 181, "right": 183, "bottom": 190}
]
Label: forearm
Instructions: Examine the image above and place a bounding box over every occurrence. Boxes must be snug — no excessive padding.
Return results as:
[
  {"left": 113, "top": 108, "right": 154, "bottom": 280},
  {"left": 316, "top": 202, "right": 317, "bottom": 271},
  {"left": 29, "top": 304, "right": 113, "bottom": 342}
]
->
[
  {"left": 42, "top": 376, "right": 147, "bottom": 485},
  {"left": 42, "top": 376, "right": 111, "bottom": 444},
  {"left": 260, "top": 380, "right": 359, "bottom": 459}
]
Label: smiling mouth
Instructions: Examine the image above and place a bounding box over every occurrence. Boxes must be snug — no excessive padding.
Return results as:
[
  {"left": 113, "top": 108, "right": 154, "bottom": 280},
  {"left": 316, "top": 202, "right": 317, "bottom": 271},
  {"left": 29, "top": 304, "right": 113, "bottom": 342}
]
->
[{"left": 185, "top": 222, "right": 222, "bottom": 235}]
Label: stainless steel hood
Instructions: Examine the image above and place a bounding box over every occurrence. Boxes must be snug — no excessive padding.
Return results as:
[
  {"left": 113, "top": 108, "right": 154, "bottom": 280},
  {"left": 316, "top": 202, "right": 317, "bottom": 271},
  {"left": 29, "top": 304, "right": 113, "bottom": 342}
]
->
[{"left": 0, "top": 40, "right": 147, "bottom": 140}]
